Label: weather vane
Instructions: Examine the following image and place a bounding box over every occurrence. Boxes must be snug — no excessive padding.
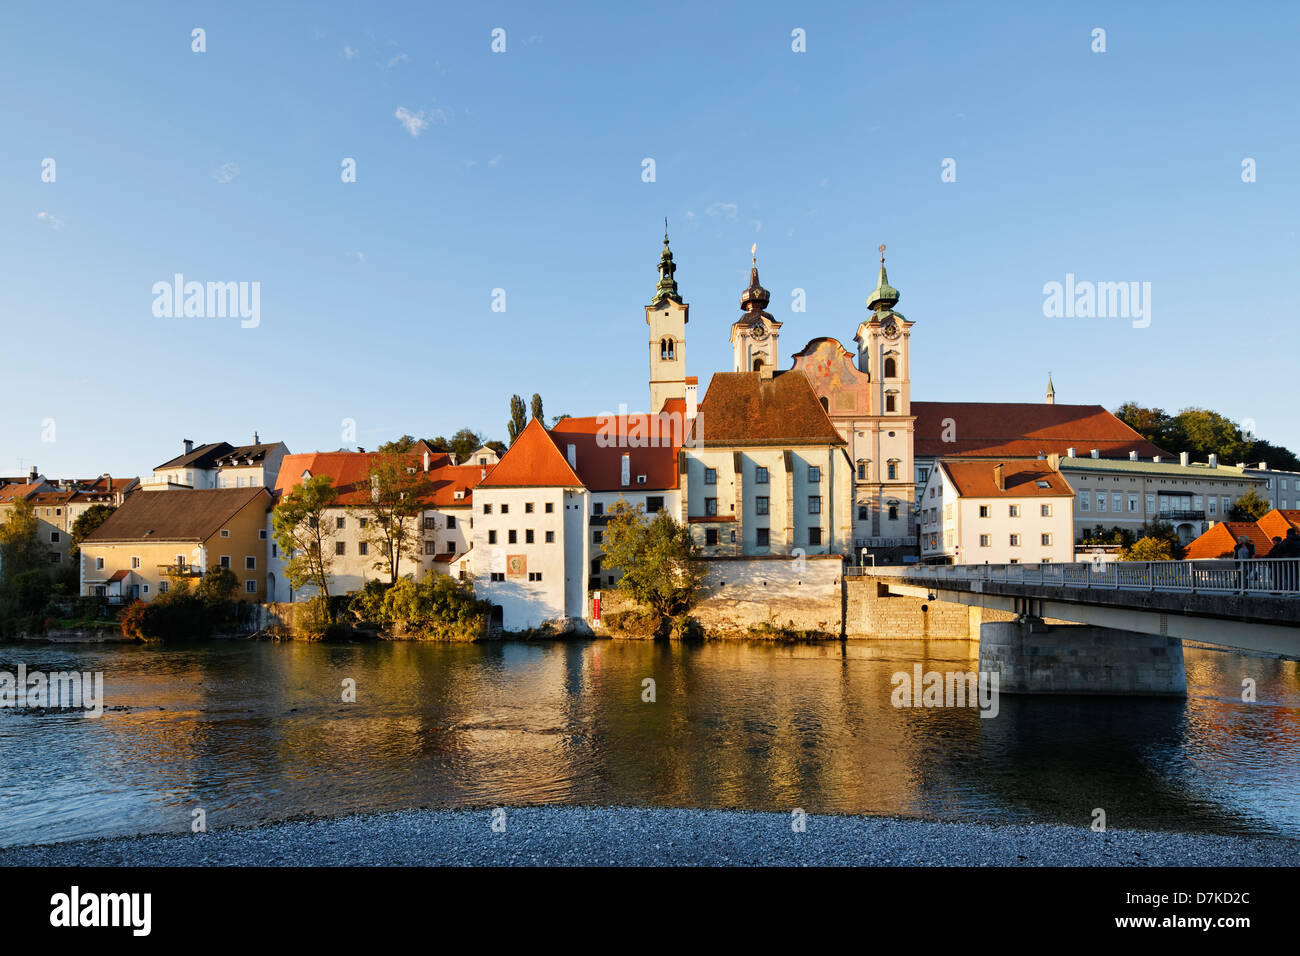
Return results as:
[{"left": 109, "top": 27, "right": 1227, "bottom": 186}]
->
[
  {"left": 751, "top": 243, "right": 757, "bottom": 265},
  {"left": 879, "top": 243, "right": 886, "bottom": 263}
]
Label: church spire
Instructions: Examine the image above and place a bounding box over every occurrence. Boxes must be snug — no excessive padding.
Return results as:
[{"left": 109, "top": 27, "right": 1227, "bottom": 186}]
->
[
  {"left": 866, "top": 243, "right": 900, "bottom": 312},
  {"left": 1045, "top": 372, "right": 1056, "bottom": 405},
  {"left": 651, "top": 218, "right": 682, "bottom": 305},
  {"left": 739, "top": 243, "right": 770, "bottom": 317}
]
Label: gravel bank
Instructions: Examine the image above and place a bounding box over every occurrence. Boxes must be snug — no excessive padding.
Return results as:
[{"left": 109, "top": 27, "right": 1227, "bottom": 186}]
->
[{"left": 2, "top": 807, "right": 1297, "bottom": 866}]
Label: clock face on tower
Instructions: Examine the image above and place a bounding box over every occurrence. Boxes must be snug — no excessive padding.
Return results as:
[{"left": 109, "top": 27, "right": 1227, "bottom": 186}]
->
[
  {"left": 750, "top": 324, "right": 769, "bottom": 342},
  {"left": 881, "top": 320, "right": 899, "bottom": 340}
]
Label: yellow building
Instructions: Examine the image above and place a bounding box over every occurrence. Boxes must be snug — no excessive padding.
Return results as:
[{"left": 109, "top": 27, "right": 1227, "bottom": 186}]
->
[{"left": 80, "top": 487, "right": 271, "bottom": 603}]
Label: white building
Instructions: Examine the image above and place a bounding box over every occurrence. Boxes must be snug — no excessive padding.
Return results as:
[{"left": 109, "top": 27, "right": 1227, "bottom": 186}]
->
[
  {"left": 1242, "top": 462, "right": 1300, "bottom": 512},
  {"left": 920, "top": 459, "right": 1075, "bottom": 564}
]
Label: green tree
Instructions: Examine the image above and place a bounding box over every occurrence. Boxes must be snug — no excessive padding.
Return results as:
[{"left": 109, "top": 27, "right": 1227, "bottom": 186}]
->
[
  {"left": 360, "top": 451, "right": 432, "bottom": 584},
  {"left": 1171, "top": 407, "right": 1249, "bottom": 462},
  {"left": 0, "top": 500, "right": 52, "bottom": 626},
  {"left": 530, "top": 393, "right": 544, "bottom": 422},
  {"left": 195, "top": 565, "right": 239, "bottom": 604},
  {"left": 602, "top": 500, "right": 704, "bottom": 622},
  {"left": 507, "top": 395, "right": 528, "bottom": 445},
  {"left": 1228, "top": 488, "right": 1271, "bottom": 522},
  {"left": 70, "top": 504, "right": 116, "bottom": 548},
  {"left": 272, "top": 475, "right": 340, "bottom": 602},
  {"left": 1115, "top": 402, "right": 1173, "bottom": 448},
  {"left": 484, "top": 440, "right": 507, "bottom": 457},
  {"left": 448, "top": 428, "right": 485, "bottom": 462},
  {"left": 377, "top": 435, "right": 418, "bottom": 454},
  {"left": 1120, "top": 536, "right": 1175, "bottom": 561}
]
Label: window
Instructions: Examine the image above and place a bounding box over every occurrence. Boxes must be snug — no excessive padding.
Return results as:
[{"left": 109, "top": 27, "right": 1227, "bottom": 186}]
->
[
  {"left": 501, "top": 504, "right": 509, "bottom": 515},
  {"left": 259, "top": 529, "right": 268, "bottom": 540},
  {"left": 1208, "top": 497, "right": 1217, "bottom": 515},
  {"left": 756, "top": 528, "right": 770, "bottom": 547},
  {"left": 335, "top": 542, "right": 346, "bottom": 555},
  {"left": 857, "top": 460, "right": 867, "bottom": 481},
  {"left": 483, "top": 503, "right": 492, "bottom": 514},
  {"left": 1041, "top": 533, "right": 1053, "bottom": 546},
  {"left": 1113, "top": 493, "right": 1123, "bottom": 512},
  {"left": 1008, "top": 504, "right": 1020, "bottom": 517},
  {"left": 220, "top": 529, "right": 230, "bottom": 538},
  {"left": 593, "top": 503, "right": 604, "bottom": 516},
  {"left": 809, "top": 527, "right": 822, "bottom": 546},
  {"left": 131, "top": 556, "right": 141, "bottom": 569},
  {"left": 490, "top": 572, "right": 504, "bottom": 582},
  {"left": 50, "top": 531, "right": 60, "bottom": 543},
  {"left": 755, "top": 497, "right": 769, "bottom": 515},
  {"left": 245, "top": 556, "right": 256, "bottom": 570},
  {"left": 508, "top": 530, "right": 517, "bottom": 544},
  {"left": 979, "top": 505, "right": 990, "bottom": 518},
  {"left": 1080, "top": 492, "right": 1090, "bottom": 512},
  {"left": 159, "top": 580, "right": 170, "bottom": 594},
  {"left": 1041, "top": 504, "right": 1052, "bottom": 517},
  {"left": 808, "top": 466, "right": 821, "bottom": 483},
  {"left": 358, "top": 542, "right": 368, "bottom": 555},
  {"left": 885, "top": 394, "right": 896, "bottom": 412},
  {"left": 705, "top": 498, "right": 718, "bottom": 516},
  {"left": 755, "top": 466, "right": 769, "bottom": 484},
  {"left": 1147, "top": 494, "right": 1157, "bottom": 512},
  {"left": 809, "top": 496, "right": 821, "bottom": 514},
  {"left": 918, "top": 467, "right": 930, "bottom": 484},
  {"left": 647, "top": 496, "right": 664, "bottom": 513},
  {"left": 1096, "top": 493, "right": 1107, "bottom": 513},
  {"left": 1035, "top": 480, "right": 1051, "bottom": 489},
  {"left": 444, "top": 515, "right": 457, "bottom": 530},
  {"left": 858, "top": 505, "right": 869, "bottom": 520},
  {"left": 336, "top": 517, "right": 346, "bottom": 529},
  {"left": 220, "top": 555, "right": 231, "bottom": 569},
  {"left": 488, "top": 530, "right": 497, "bottom": 544},
  {"left": 525, "top": 502, "right": 534, "bottom": 513},
  {"left": 545, "top": 531, "right": 555, "bottom": 543},
  {"left": 545, "top": 502, "right": 553, "bottom": 513},
  {"left": 1009, "top": 534, "right": 1021, "bottom": 547},
  {"left": 358, "top": 517, "right": 368, "bottom": 528},
  {"left": 528, "top": 571, "right": 543, "bottom": 582},
  {"left": 272, "top": 544, "right": 278, "bottom": 557},
  {"left": 245, "top": 580, "right": 257, "bottom": 594},
  {"left": 884, "top": 356, "right": 896, "bottom": 378},
  {"left": 525, "top": 530, "right": 534, "bottom": 544},
  {"left": 887, "top": 504, "right": 898, "bottom": 520},
  {"left": 979, "top": 534, "right": 991, "bottom": 547},
  {"left": 142, "top": 584, "right": 149, "bottom": 595},
  {"left": 887, "top": 461, "right": 898, "bottom": 480},
  {"left": 1128, "top": 494, "right": 1138, "bottom": 513},
  {"left": 425, "top": 541, "right": 437, "bottom": 555},
  {"left": 705, "top": 528, "right": 719, "bottom": 546},
  {"left": 705, "top": 468, "right": 717, "bottom": 485},
  {"left": 424, "top": 516, "right": 436, "bottom": 530}
]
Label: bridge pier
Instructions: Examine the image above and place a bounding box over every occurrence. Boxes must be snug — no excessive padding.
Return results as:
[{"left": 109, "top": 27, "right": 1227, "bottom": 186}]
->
[{"left": 979, "top": 618, "right": 1186, "bottom": 696}]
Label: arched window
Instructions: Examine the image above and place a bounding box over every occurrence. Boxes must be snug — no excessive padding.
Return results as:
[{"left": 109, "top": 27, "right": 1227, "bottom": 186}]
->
[
  {"left": 667, "top": 338, "right": 675, "bottom": 359},
  {"left": 820, "top": 396, "right": 829, "bottom": 412},
  {"left": 885, "top": 392, "right": 897, "bottom": 413},
  {"left": 754, "top": 358, "right": 764, "bottom": 371},
  {"left": 884, "top": 356, "right": 896, "bottom": 378},
  {"left": 856, "top": 459, "right": 868, "bottom": 481},
  {"left": 888, "top": 504, "right": 899, "bottom": 521}
]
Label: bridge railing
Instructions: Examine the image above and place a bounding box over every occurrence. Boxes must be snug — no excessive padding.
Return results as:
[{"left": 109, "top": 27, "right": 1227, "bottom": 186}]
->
[{"left": 893, "top": 559, "right": 1300, "bottom": 596}]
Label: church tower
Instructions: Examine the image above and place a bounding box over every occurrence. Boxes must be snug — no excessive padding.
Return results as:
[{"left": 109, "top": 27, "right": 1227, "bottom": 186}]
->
[
  {"left": 1045, "top": 373, "right": 1056, "bottom": 405},
  {"left": 730, "top": 246, "right": 782, "bottom": 373},
  {"left": 646, "top": 223, "right": 689, "bottom": 413}
]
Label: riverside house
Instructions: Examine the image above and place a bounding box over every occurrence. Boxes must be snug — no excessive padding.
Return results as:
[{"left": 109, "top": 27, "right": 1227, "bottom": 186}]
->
[{"left": 79, "top": 487, "right": 272, "bottom": 603}]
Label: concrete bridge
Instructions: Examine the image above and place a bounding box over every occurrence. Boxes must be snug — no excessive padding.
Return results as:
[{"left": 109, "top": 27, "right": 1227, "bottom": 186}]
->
[{"left": 859, "top": 559, "right": 1300, "bottom": 696}]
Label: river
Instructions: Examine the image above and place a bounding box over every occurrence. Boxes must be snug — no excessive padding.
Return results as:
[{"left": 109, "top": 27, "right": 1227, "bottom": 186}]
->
[{"left": 0, "top": 639, "right": 1297, "bottom": 847}]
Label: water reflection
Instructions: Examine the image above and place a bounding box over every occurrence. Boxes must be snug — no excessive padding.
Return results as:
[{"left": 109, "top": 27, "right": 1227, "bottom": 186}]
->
[{"left": 0, "top": 640, "right": 1296, "bottom": 846}]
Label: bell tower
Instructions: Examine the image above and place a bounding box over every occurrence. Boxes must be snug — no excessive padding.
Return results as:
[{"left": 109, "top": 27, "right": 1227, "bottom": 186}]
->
[
  {"left": 730, "top": 245, "right": 782, "bottom": 373},
  {"left": 646, "top": 221, "right": 689, "bottom": 413}
]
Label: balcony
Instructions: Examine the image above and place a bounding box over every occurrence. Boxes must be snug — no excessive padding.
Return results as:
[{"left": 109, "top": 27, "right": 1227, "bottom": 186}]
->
[
  {"left": 1162, "top": 510, "right": 1206, "bottom": 522},
  {"left": 158, "top": 563, "right": 203, "bottom": 577}
]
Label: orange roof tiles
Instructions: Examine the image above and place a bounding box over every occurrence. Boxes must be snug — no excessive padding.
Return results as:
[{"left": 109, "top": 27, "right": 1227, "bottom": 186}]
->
[
  {"left": 914, "top": 402, "right": 1169, "bottom": 459},
  {"left": 480, "top": 418, "right": 583, "bottom": 488},
  {"left": 939, "top": 459, "right": 1073, "bottom": 498},
  {"left": 550, "top": 412, "right": 682, "bottom": 492},
  {"left": 275, "top": 451, "right": 486, "bottom": 507},
  {"left": 1184, "top": 521, "right": 1275, "bottom": 559},
  {"left": 688, "top": 371, "right": 845, "bottom": 447}
]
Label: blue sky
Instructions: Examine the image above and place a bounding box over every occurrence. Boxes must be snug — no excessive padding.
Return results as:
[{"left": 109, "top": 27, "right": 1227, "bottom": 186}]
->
[{"left": 2, "top": 1, "right": 1297, "bottom": 478}]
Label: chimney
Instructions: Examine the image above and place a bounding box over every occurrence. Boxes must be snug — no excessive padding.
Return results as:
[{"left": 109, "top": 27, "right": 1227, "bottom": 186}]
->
[
  {"left": 1129, "top": 450, "right": 1138, "bottom": 461},
  {"left": 1066, "top": 447, "right": 1076, "bottom": 459},
  {"left": 993, "top": 463, "right": 1005, "bottom": 492},
  {"left": 480, "top": 467, "right": 487, "bottom": 481},
  {"left": 423, "top": 449, "right": 431, "bottom": 473},
  {"left": 183, "top": 438, "right": 194, "bottom": 455},
  {"left": 28, "top": 465, "right": 37, "bottom": 482},
  {"left": 685, "top": 380, "right": 698, "bottom": 422},
  {"left": 567, "top": 443, "right": 577, "bottom": 469},
  {"left": 1259, "top": 461, "right": 1268, "bottom": 470},
  {"left": 1208, "top": 453, "right": 1218, "bottom": 468},
  {"left": 1047, "top": 453, "right": 1061, "bottom": 470},
  {"left": 621, "top": 453, "right": 631, "bottom": 486},
  {"left": 1036, "top": 451, "right": 1045, "bottom": 460},
  {"left": 1090, "top": 448, "right": 1099, "bottom": 459},
  {"left": 1179, "top": 451, "right": 1189, "bottom": 466},
  {"left": 1152, "top": 455, "right": 1161, "bottom": 463},
  {"left": 253, "top": 431, "right": 259, "bottom": 445}
]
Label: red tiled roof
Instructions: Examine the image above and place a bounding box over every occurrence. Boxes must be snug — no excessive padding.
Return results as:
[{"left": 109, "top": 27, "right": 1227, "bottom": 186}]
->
[
  {"left": 85, "top": 488, "right": 270, "bottom": 543},
  {"left": 688, "top": 371, "right": 845, "bottom": 447},
  {"left": 1184, "top": 522, "right": 1275, "bottom": 559},
  {"left": 1258, "top": 509, "right": 1300, "bottom": 542},
  {"left": 550, "top": 412, "right": 682, "bottom": 492},
  {"left": 108, "top": 569, "right": 131, "bottom": 582},
  {"left": 0, "top": 482, "right": 42, "bottom": 503},
  {"left": 914, "top": 402, "right": 1169, "bottom": 459},
  {"left": 479, "top": 418, "right": 584, "bottom": 488},
  {"left": 938, "top": 459, "right": 1074, "bottom": 498},
  {"left": 276, "top": 452, "right": 485, "bottom": 507}
]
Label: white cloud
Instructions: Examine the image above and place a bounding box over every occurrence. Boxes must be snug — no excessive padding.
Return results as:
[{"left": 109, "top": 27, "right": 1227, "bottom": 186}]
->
[
  {"left": 751, "top": 219, "right": 763, "bottom": 233},
  {"left": 343, "top": 45, "right": 358, "bottom": 59},
  {"left": 395, "top": 106, "right": 428, "bottom": 136},
  {"left": 488, "top": 155, "right": 502, "bottom": 167},
  {"left": 349, "top": 251, "right": 366, "bottom": 264},
  {"left": 386, "top": 51, "right": 408, "bottom": 68},
  {"left": 706, "top": 202, "right": 739, "bottom": 220},
  {"left": 213, "top": 161, "right": 240, "bottom": 184},
  {"left": 684, "top": 210, "right": 696, "bottom": 222},
  {"left": 36, "top": 211, "right": 64, "bottom": 229}
]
